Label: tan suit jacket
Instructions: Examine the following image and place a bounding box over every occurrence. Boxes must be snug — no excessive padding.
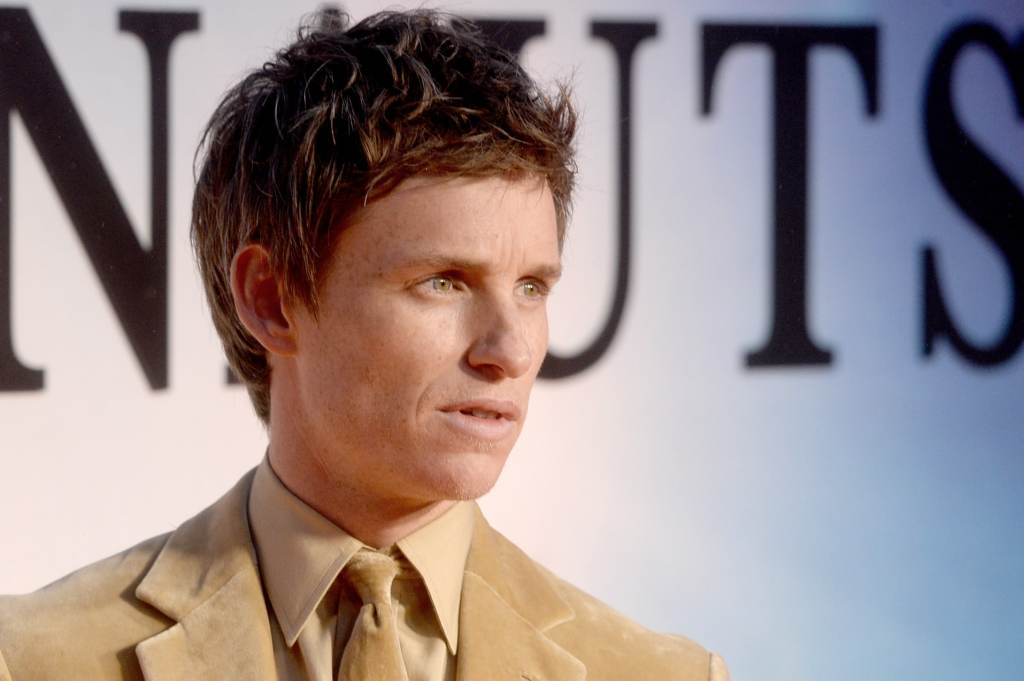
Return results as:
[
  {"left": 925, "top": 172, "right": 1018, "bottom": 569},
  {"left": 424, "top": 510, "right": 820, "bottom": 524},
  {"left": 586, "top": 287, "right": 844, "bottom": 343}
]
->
[{"left": 0, "top": 470, "right": 728, "bottom": 680}]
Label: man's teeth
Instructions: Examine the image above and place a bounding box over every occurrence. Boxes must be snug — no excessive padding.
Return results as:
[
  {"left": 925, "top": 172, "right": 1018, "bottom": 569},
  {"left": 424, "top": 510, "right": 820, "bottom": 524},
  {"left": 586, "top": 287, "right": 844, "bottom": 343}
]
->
[{"left": 463, "top": 408, "right": 500, "bottom": 419}]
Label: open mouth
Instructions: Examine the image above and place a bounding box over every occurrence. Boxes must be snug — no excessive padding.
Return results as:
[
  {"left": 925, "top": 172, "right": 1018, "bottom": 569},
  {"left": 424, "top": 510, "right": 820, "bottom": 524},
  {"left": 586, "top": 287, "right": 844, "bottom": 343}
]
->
[
  {"left": 459, "top": 408, "right": 503, "bottom": 420},
  {"left": 439, "top": 401, "right": 519, "bottom": 440},
  {"left": 441, "top": 399, "right": 520, "bottom": 422}
]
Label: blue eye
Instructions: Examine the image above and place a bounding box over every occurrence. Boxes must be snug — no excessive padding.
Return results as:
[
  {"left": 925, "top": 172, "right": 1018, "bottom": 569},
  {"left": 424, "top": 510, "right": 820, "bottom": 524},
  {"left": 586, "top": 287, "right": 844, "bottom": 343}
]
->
[
  {"left": 430, "top": 276, "right": 454, "bottom": 293},
  {"left": 517, "top": 280, "right": 546, "bottom": 298}
]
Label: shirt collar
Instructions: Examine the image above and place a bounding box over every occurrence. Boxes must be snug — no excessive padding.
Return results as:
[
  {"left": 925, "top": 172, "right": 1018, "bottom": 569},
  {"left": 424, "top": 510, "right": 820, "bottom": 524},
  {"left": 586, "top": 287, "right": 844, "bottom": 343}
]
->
[
  {"left": 247, "top": 457, "right": 474, "bottom": 653},
  {"left": 396, "top": 493, "right": 475, "bottom": 654}
]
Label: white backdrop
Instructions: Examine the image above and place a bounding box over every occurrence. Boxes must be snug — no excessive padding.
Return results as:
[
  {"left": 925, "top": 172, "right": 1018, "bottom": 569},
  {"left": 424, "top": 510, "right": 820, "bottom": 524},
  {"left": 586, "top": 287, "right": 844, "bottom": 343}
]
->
[{"left": 2, "top": 2, "right": 1022, "bottom": 680}]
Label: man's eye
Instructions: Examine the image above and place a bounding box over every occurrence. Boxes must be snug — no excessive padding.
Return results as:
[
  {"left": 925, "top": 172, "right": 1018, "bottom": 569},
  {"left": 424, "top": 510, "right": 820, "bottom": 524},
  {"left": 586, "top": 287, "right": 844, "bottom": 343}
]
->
[
  {"left": 518, "top": 280, "right": 547, "bottom": 298},
  {"left": 429, "top": 276, "right": 454, "bottom": 293}
]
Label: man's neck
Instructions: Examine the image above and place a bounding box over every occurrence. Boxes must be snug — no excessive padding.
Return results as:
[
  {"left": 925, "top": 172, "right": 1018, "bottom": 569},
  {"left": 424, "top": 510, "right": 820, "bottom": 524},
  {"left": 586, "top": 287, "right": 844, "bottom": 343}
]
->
[{"left": 266, "top": 446, "right": 456, "bottom": 549}]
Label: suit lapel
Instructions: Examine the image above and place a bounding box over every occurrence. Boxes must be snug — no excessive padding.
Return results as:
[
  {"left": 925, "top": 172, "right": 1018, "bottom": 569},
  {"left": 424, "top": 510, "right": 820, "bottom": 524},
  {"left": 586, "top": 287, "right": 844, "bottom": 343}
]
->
[
  {"left": 135, "top": 569, "right": 276, "bottom": 681},
  {"left": 132, "top": 471, "right": 277, "bottom": 681},
  {"left": 126, "top": 476, "right": 585, "bottom": 681},
  {"left": 457, "top": 507, "right": 585, "bottom": 681}
]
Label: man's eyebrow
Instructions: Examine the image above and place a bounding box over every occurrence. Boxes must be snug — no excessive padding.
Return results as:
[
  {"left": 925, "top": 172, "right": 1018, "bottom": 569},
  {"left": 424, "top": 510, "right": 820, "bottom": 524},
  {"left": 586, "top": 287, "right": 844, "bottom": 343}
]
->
[
  {"left": 386, "top": 254, "right": 562, "bottom": 280},
  {"left": 528, "top": 263, "right": 563, "bottom": 281},
  {"left": 390, "top": 255, "right": 484, "bottom": 271}
]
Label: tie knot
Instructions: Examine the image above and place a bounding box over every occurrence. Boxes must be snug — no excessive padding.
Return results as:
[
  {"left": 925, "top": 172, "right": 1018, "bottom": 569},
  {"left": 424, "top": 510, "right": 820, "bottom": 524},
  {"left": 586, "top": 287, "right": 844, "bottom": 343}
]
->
[{"left": 343, "top": 549, "right": 399, "bottom": 606}]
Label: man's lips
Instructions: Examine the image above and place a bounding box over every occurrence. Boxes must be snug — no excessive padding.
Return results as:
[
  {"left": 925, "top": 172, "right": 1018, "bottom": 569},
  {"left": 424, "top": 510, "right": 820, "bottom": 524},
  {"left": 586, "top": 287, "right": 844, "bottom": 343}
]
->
[
  {"left": 438, "top": 399, "right": 522, "bottom": 441},
  {"left": 439, "top": 399, "right": 522, "bottom": 422}
]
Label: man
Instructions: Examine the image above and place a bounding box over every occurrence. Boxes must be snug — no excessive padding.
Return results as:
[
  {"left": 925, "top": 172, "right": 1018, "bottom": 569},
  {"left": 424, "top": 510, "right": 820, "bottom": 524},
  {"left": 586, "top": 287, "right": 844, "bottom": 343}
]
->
[{"left": 0, "top": 9, "right": 727, "bottom": 680}]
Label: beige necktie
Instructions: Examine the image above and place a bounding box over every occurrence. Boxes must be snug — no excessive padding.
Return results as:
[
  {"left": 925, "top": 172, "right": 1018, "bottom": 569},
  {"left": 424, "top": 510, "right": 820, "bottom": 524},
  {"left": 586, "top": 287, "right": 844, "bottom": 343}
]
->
[{"left": 337, "top": 549, "right": 409, "bottom": 681}]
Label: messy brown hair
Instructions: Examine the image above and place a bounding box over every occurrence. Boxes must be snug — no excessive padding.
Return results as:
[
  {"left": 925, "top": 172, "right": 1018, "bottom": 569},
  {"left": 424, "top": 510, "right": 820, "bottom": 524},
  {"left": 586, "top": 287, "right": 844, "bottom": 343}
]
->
[{"left": 191, "top": 9, "right": 577, "bottom": 423}]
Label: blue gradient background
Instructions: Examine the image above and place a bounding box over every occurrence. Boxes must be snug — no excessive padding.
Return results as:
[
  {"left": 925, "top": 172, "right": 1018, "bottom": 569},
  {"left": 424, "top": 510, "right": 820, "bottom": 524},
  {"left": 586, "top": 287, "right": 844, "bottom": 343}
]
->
[{"left": 497, "top": 3, "right": 1024, "bottom": 679}]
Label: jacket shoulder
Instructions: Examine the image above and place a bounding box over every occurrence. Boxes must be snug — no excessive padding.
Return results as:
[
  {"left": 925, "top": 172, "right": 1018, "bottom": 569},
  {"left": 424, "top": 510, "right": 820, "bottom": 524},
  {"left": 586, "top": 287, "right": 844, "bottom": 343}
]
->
[
  {"left": 475, "top": 515, "right": 727, "bottom": 681},
  {"left": 0, "top": 534, "right": 172, "bottom": 680},
  {"left": 541, "top": 563, "right": 722, "bottom": 681}
]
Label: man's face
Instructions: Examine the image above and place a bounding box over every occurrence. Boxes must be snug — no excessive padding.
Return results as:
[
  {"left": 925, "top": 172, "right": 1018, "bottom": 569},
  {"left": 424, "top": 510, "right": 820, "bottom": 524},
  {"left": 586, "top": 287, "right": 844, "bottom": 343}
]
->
[{"left": 278, "top": 175, "right": 561, "bottom": 509}]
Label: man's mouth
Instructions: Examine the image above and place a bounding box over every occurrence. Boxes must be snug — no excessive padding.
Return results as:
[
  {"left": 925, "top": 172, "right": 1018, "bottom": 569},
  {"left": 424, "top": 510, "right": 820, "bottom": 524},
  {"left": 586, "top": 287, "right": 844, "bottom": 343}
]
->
[
  {"left": 438, "top": 400, "right": 522, "bottom": 440},
  {"left": 459, "top": 408, "right": 503, "bottom": 420},
  {"left": 441, "top": 399, "right": 521, "bottom": 422}
]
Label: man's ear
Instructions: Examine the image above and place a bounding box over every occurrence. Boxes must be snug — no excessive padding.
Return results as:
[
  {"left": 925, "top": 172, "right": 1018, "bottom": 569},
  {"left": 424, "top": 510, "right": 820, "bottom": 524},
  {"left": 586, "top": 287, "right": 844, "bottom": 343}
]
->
[{"left": 230, "top": 244, "right": 298, "bottom": 357}]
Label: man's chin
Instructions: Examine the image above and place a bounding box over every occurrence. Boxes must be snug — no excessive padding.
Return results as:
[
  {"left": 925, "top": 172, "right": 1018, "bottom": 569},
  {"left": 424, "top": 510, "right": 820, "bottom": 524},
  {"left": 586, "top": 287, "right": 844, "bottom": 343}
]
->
[
  {"left": 438, "top": 476, "right": 500, "bottom": 502},
  {"left": 415, "top": 448, "right": 510, "bottom": 502}
]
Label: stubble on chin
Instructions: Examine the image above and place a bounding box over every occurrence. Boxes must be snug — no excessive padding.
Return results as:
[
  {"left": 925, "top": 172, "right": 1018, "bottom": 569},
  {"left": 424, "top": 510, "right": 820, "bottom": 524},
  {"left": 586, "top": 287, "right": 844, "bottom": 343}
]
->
[{"left": 411, "top": 443, "right": 514, "bottom": 502}]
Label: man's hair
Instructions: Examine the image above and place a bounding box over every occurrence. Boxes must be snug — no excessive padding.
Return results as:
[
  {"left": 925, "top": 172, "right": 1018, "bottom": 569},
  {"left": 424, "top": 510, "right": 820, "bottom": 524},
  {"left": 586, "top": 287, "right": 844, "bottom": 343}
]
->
[{"left": 191, "top": 9, "right": 577, "bottom": 423}]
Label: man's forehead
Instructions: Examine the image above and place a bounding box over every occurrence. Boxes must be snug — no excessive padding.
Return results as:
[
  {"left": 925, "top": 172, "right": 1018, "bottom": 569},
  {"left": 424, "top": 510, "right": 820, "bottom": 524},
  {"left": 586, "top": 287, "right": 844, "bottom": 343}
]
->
[
  {"left": 370, "top": 173, "right": 552, "bottom": 207},
  {"left": 342, "top": 174, "right": 560, "bottom": 261}
]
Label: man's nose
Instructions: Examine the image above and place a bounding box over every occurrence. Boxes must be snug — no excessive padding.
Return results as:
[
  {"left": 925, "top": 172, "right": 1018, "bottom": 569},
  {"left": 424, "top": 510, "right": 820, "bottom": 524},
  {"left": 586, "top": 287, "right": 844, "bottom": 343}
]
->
[{"left": 466, "top": 300, "right": 534, "bottom": 380}]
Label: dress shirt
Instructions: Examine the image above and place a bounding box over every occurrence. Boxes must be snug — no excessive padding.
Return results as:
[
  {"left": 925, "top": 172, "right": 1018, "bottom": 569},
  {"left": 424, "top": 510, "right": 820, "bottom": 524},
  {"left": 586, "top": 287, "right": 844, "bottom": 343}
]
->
[{"left": 247, "top": 458, "right": 475, "bottom": 681}]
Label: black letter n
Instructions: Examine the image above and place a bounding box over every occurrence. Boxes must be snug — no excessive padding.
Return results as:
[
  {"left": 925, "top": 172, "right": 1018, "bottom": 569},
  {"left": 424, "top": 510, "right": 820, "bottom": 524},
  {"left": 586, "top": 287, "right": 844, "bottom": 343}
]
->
[{"left": 0, "top": 9, "right": 197, "bottom": 390}]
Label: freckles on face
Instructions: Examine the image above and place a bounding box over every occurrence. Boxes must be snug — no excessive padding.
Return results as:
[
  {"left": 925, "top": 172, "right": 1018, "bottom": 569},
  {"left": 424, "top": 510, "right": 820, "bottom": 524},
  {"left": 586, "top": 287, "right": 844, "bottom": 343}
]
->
[{"left": 284, "top": 174, "right": 561, "bottom": 504}]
